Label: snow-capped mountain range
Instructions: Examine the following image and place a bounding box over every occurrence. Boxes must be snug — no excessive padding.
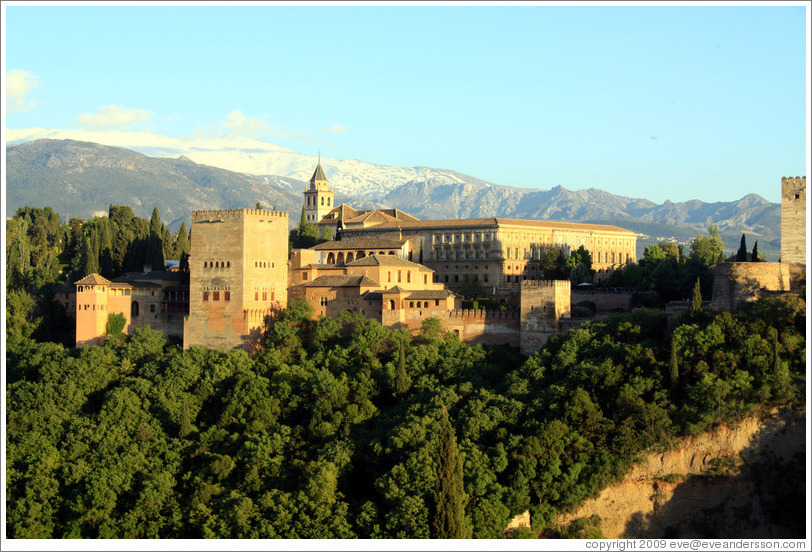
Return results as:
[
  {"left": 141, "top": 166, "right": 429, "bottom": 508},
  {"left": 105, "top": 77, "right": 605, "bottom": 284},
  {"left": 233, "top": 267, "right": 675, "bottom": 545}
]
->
[{"left": 7, "top": 128, "right": 487, "bottom": 200}]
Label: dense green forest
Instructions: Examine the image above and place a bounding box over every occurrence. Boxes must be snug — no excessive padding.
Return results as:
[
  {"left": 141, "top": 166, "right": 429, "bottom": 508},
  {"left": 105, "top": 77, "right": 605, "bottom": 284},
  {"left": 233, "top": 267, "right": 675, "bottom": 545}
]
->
[
  {"left": 6, "top": 291, "right": 806, "bottom": 538},
  {"left": 5, "top": 205, "right": 805, "bottom": 538}
]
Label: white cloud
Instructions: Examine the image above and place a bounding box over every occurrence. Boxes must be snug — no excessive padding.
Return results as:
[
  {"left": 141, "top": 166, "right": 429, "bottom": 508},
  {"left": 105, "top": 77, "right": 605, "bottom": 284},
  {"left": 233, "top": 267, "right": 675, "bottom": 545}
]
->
[
  {"left": 75, "top": 105, "right": 153, "bottom": 130},
  {"left": 6, "top": 70, "right": 39, "bottom": 114},
  {"left": 221, "top": 110, "right": 276, "bottom": 138},
  {"left": 322, "top": 124, "right": 346, "bottom": 135}
]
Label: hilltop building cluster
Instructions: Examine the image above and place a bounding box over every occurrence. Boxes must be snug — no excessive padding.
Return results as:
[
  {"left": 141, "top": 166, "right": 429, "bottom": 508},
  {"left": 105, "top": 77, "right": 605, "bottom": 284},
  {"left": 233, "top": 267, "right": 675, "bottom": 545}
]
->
[{"left": 61, "top": 166, "right": 805, "bottom": 355}]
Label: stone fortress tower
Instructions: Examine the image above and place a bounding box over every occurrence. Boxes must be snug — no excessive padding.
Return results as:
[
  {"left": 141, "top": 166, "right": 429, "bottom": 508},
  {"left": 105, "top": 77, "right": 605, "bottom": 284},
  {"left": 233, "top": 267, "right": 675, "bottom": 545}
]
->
[
  {"left": 184, "top": 208, "right": 289, "bottom": 350},
  {"left": 304, "top": 161, "right": 334, "bottom": 224},
  {"left": 711, "top": 176, "right": 806, "bottom": 311},
  {"left": 780, "top": 176, "right": 806, "bottom": 267}
]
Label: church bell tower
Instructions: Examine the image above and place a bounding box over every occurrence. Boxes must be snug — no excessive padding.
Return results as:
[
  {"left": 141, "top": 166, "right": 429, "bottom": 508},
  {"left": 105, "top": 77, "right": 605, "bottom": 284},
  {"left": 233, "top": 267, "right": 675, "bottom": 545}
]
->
[{"left": 304, "top": 160, "right": 334, "bottom": 224}]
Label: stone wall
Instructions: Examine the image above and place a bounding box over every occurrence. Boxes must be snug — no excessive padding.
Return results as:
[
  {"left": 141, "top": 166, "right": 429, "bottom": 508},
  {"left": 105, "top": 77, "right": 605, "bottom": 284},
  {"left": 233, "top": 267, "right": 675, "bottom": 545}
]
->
[
  {"left": 520, "top": 279, "right": 571, "bottom": 355},
  {"left": 710, "top": 262, "right": 791, "bottom": 312},
  {"left": 442, "top": 309, "right": 520, "bottom": 346},
  {"left": 572, "top": 290, "right": 633, "bottom": 313}
]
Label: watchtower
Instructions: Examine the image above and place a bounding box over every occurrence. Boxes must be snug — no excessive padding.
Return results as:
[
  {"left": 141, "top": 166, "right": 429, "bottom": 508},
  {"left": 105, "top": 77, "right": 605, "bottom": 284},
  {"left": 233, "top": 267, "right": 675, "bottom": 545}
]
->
[
  {"left": 184, "top": 208, "right": 289, "bottom": 350},
  {"left": 780, "top": 176, "right": 806, "bottom": 267}
]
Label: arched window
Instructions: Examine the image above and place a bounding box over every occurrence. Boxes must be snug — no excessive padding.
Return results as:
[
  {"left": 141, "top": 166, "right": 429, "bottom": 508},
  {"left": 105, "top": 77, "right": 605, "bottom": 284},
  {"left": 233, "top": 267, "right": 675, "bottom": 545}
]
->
[
  {"left": 389, "top": 300, "right": 396, "bottom": 310},
  {"left": 327, "top": 252, "right": 335, "bottom": 264},
  {"left": 357, "top": 252, "right": 366, "bottom": 259},
  {"left": 346, "top": 252, "right": 354, "bottom": 263},
  {"left": 337, "top": 252, "right": 345, "bottom": 265},
  {"left": 131, "top": 301, "right": 139, "bottom": 317}
]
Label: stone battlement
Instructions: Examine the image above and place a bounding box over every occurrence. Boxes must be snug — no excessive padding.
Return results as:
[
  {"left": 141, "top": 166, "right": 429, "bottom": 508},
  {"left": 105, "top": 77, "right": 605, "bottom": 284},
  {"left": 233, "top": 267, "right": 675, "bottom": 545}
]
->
[
  {"left": 447, "top": 308, "right": 519, "bottom": 320},
  {"left": 781, "top": 176, "right": 806, "bottom": 191},
  {"left": 192, "top": 208, "right": 289, "bottom": 222},
  {"left": 521, "top": 279, "right": 571, "bottom": 289}
]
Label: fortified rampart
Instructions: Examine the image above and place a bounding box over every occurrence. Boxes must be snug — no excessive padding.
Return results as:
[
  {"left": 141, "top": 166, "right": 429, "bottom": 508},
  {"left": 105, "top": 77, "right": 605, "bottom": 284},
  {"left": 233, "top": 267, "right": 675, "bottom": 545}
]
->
[
  {"left": 442, "top": 308, "right": 520, "bottom": 346},
  {"left": 710, "top": 262, "right": 791, "bottom": 312},
  {"left": 520, "top": 279, "right": 571, "bottom": 355},
  {"left": 571, "top": 290, "right": 633, "bottom": 313}
]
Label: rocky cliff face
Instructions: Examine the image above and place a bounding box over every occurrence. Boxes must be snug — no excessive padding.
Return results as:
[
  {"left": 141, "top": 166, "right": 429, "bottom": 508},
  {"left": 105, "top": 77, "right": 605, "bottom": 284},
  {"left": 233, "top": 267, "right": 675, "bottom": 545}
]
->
[{"left": 555, "top": 407, "right": 806, "bottom": 538}]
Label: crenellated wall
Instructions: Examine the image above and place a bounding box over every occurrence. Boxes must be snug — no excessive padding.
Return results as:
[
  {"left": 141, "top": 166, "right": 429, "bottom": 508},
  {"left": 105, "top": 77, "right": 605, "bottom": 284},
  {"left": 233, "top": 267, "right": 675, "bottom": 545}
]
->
[{"left": 442, "top": 309, "right": 521, "bottom": 346}]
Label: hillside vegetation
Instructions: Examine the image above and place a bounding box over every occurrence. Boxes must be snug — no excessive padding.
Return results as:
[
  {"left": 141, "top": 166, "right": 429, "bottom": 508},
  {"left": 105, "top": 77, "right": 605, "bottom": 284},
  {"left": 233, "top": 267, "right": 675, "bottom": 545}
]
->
[{"left": 6, "top": 291, "right": 805, "bottom": 538}]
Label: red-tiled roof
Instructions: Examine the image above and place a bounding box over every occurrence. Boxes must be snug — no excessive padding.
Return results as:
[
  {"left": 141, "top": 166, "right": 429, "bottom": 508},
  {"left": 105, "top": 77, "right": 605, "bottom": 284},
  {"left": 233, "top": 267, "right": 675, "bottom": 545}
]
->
[
  {"left": 74, "top": 273, "right": 112, "bottom": 286},
  {"left": 343, "top": 217, "right": 636, "bottom": 234},
  {"left": 312, "top": 236, "right": 406, "bottom": 251},
  {"left": 406, "top": 290, "right": 455, "bottom": 300},
  {"left": 346, "top": 254, "right": 426, "bottom": 268},
  {"left": 304, "top": 275, "right": 380, "bottom": 288}
]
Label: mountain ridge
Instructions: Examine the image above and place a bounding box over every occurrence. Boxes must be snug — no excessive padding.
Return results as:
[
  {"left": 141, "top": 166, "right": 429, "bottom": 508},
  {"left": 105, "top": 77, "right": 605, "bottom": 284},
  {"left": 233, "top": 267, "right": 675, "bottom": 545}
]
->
[{"left": 5, "top": 138, "right": 782, "bottom": 260}]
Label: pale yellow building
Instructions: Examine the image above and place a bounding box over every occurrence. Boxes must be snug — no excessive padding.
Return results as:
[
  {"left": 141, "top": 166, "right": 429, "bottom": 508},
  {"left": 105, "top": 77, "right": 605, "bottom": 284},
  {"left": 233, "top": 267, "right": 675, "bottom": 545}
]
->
[{"left": 183, "top": 208, "right": 289, "bottom": 350}]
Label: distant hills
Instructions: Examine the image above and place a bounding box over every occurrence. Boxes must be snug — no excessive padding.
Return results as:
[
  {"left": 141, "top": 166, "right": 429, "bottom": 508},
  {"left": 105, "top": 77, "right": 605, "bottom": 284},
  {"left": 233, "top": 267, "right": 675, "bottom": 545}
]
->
[{"left": 5, "top": 137, "right": 782, "bottom": 260}]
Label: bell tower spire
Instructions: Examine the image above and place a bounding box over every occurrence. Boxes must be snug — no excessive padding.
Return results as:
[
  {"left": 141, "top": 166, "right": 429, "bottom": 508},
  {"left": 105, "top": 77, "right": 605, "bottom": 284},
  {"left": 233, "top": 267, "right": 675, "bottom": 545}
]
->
[{"left": 303, "top": 156, "right": 335, "bottom": 225}]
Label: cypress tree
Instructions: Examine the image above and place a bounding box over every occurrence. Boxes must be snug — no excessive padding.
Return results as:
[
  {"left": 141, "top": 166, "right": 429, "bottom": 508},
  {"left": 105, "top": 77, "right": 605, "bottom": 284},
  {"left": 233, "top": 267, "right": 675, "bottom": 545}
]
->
[
  {"left": 82, "top": 232, "right": 100, "bottom": 276},
  {"left": 669, "top": 337, "right": 679, "bottom": 391},
  {"left": 751, "top": 241, "right": 759, "bottom": 262},
  {"left": 395, "top": 342, "right": 410, "bottom": 395},
  {"left": 98, "top": 218, "right": 114, "bottom": 277},
  {"left": 174, "top": 222, "right": 190, "bottom": 258},
  {"left": 433, "top": 405, "right": 469, "bottom": 539},
  {"left": 736, "top": 234, "right": 748, "bottom": 262},
  {"left": 689, "top": 278, "right": 702, "bottom": 318},
  {"left": 148, "top": 207, "right": 166, "bottom": 270}
]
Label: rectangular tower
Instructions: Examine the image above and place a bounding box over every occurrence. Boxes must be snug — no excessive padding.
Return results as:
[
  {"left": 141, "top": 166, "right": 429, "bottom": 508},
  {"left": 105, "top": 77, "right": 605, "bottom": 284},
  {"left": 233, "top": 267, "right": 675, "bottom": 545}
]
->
[
  {"left": 184, "top": 208, "right": 289, "bottom": 350},
  {"left": 780, "top": 176, "right": 806, "bottom": 266}
]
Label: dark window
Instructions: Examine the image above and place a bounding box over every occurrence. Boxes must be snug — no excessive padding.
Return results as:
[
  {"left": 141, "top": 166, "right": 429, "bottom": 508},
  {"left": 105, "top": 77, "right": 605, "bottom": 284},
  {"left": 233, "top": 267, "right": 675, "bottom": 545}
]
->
[
  {"left": 203, "top": 292, "right": 209, "bottom": 301},
  {"left": 224, "top": 291, "right": 230, "bottom": 301},
  {"left": 213, "top": 291, "right": 220, "bottom": 301},
  {"left": 131, "top": 301, "right": 140, "bottom": 317}
]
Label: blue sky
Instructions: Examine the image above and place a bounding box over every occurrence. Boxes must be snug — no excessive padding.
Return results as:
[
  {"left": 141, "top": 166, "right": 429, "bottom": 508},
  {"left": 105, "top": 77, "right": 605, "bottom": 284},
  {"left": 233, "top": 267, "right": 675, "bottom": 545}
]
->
[{"left": 4, "top": 3, "right": 809, "bottom": 204}]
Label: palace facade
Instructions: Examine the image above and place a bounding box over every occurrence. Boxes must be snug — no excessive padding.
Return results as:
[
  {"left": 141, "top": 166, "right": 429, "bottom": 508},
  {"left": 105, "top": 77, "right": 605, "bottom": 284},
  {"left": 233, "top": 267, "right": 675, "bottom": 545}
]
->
[{"left": 66, "top": 165, "right": 805, "bottom": 355}]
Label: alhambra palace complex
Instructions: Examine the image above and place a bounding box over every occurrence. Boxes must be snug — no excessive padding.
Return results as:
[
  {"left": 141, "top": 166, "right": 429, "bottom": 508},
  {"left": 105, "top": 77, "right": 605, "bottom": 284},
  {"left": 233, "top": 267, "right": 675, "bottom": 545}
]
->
[{"left": 64, "top": 167, "right": 806, "bottom": 355}]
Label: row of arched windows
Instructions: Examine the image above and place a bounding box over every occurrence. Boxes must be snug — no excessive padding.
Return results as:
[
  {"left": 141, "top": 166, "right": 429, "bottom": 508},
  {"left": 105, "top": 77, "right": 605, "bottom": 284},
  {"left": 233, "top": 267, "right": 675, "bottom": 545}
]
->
[{"left": 204, "top": 261, "right": 230, "bottom": 268}]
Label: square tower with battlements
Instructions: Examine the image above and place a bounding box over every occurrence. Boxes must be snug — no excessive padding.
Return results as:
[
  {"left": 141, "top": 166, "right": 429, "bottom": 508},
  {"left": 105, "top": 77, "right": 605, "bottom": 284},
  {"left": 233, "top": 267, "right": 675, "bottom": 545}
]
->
[
  {"left": 781, "top": 176, "right": 806, "bottom": 268},
  {"left": 184, "top": 208, "right": 289, "bottom": 350}
]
